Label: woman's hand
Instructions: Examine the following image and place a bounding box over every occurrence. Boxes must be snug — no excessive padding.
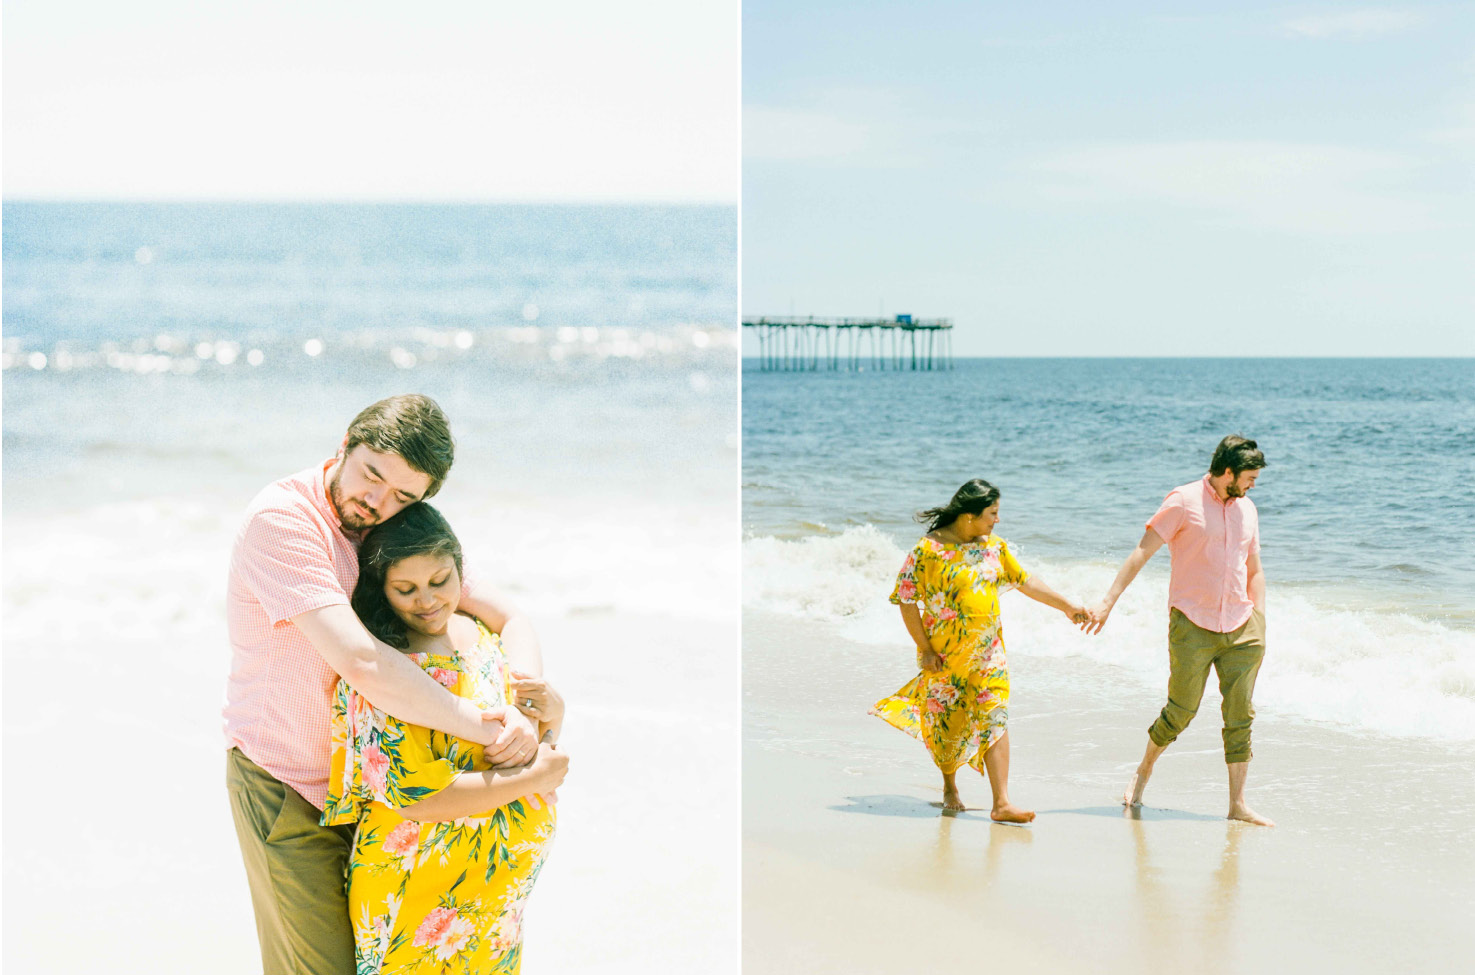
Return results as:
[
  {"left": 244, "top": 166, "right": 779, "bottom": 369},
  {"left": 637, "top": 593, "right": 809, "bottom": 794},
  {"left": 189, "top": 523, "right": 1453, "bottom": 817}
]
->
[
  {"left": 1064, "top": 601, "right": 1090, "bottom": 626},
  {"left": 509, "top": 670, "right": 566, "bottom": 727},
  {"left": 919, "top": 648, "right": 945, "bottom": 673}
]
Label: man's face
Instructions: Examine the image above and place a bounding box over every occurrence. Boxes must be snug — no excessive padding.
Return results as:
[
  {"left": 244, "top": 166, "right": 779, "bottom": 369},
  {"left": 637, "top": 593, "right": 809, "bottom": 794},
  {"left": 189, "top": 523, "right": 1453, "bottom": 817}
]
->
[
  {"left": 328, "top": 444, "right": 434, "bottom": 531},
  {"left": 1225, "top": 468, "right": 1261, "bottom": 499}
]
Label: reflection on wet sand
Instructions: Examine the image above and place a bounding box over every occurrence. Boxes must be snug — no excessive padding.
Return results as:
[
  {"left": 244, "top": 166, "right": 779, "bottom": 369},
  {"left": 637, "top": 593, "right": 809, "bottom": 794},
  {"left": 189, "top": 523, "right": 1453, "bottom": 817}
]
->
[{"left": 1129, "top": 808, "right": 1245, "bottom": 975}]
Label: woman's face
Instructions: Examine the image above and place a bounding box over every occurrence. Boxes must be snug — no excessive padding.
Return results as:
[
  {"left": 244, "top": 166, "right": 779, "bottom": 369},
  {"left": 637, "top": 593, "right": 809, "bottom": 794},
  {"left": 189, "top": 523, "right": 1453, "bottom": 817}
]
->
[
  {"left": 956, "top": 502, "right": 1000, "bottom": 541},
  {"left": 383, "top": 552, "right": 461, "bottom": 636}
]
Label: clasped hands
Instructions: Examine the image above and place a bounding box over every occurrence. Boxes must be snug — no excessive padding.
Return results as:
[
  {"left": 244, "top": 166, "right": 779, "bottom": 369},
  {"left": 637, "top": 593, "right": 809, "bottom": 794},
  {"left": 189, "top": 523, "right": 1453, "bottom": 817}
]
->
[
  {"left": 1067, "top": 600, "right": 1111, "bottom": 635},
  {"left": 470, "top": 673, "right": 558, "bottom": 763}
]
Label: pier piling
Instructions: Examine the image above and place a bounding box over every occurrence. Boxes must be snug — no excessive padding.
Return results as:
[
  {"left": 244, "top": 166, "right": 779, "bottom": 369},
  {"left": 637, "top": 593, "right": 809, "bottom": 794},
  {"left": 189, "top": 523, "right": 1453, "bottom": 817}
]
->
[{"left": 743, "top": 317, "right": 953, "bottom": 372}]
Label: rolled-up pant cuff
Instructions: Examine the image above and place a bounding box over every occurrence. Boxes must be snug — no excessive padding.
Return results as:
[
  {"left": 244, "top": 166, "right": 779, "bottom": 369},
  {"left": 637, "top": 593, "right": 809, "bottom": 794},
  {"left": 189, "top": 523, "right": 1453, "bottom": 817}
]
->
[{"left": 1147, "top": 722, "right": 1176, "bottom": 749}]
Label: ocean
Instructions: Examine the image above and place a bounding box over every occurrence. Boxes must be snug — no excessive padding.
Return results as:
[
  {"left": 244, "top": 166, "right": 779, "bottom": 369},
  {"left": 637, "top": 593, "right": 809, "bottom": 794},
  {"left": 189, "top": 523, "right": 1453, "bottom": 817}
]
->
[
  {"left": 743, "top": 357, "right": 1475, "bottom": 745},
  {"left": 3, "top": 202, "right": 738, "bottom": 621}
]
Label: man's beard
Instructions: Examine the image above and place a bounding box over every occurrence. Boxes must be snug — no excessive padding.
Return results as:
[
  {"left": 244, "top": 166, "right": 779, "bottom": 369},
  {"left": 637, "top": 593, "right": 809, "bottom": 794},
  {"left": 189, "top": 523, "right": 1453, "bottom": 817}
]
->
[
  {"left": 329, "top": 469, "right": 377, "bottom": 531},
  {"left": 1226, "top": 481, "right": 1245, "bottom": 498}
]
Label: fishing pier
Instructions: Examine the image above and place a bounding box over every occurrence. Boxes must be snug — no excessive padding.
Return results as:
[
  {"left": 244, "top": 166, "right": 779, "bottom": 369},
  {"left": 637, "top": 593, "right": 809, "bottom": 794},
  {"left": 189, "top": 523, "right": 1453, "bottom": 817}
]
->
[{"left": 743, "top": 315, "right": 953, "bottom": 372}]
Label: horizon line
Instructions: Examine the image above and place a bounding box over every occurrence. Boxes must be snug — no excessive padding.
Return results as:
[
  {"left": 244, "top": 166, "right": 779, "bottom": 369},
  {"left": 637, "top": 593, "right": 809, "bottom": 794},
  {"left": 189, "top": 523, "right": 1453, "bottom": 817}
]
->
[
  {"left": 2, "top": 195, "right": 738, "bottom": 207},
  {"left": 739, "top": 354, "right": 1474, "bottom": 360}
]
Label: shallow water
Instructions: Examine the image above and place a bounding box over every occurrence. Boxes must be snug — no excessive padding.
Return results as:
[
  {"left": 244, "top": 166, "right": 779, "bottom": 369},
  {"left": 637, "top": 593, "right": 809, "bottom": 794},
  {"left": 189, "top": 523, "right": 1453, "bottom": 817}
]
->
[{"left": 743, "top": 358, "right": 1475, "bottom": 744}]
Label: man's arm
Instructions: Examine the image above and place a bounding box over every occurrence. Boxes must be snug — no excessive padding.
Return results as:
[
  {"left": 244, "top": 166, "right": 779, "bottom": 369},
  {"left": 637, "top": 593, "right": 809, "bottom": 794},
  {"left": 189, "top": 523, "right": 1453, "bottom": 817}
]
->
[
  {"left": 1085, "top": 527, "right": 1166, "bottom": 634},
  {"left": 460, "top": 583, "right": 543, "bottom": 677},
  {"left": 293, "top": 604, "right": 513, "bottom": 748},
  {"left": 1246, "top": 549, "right": 1265, "bottom": 614}
]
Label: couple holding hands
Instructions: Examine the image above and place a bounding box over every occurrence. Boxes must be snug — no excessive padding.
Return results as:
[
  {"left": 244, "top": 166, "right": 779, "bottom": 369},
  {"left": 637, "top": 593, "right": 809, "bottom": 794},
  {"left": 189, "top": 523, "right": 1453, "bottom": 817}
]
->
[{"left": 873, "top": 435, "right": 1274, "bottom": 827}]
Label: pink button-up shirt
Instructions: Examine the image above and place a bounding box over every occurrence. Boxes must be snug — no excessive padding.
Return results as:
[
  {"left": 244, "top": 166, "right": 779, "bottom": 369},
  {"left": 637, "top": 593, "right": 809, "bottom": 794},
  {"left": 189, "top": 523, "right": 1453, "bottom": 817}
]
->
[
  {"left": 1147, "top": 476, "right": 1260, "bottom": 634},
  {"left": 223, "top": 459, "right": 362, "bottom": 809}
]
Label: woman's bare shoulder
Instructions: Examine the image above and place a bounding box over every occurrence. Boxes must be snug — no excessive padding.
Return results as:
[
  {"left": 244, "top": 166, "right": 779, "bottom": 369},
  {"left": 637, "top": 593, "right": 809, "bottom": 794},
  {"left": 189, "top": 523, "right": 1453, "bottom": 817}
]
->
[{"left": 448, "top": 612, "right": 483, "bottom": 651}]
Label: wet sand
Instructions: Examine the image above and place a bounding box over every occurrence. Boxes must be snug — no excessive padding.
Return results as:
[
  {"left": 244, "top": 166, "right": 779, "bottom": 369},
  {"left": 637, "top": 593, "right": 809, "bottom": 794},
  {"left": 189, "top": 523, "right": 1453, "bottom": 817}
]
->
[
  {"left": 2, "top": 609, "right": 738, "bottom": 973},
  {"left": 744, "top": 610, "right": 1475, "bottom": 974}
]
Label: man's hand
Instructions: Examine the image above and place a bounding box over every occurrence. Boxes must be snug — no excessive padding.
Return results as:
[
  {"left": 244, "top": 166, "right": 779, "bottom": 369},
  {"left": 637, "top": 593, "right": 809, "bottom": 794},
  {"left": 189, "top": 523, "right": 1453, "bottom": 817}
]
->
[
  {"left": 526, "top": 740, "right": 569, "bottom": 807},
  {"left": 484, "top": 705, "right": 538, "bottom": 768},
  {"left": 1081, "top": 601, "right": 1111, "bottom": 635},
  {"left": 510, "top": 670, "right": 565, "bottom": 727}
]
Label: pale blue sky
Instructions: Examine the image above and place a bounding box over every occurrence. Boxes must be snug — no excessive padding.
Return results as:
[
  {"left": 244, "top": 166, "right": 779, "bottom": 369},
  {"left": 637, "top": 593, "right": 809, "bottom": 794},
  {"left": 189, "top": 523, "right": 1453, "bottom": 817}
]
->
[
  {"left": 743, "top": 2, "right": 1475, "bottom": 356},
  {"left": 4, "top": 1, "right": 738, "bottom": 202}
]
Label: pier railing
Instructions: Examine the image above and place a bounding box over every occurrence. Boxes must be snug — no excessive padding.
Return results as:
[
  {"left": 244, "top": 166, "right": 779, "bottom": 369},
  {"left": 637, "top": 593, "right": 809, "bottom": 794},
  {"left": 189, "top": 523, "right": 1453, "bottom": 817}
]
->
[{"left": 742, "top": 316, "right": 953, "bottom": 371}]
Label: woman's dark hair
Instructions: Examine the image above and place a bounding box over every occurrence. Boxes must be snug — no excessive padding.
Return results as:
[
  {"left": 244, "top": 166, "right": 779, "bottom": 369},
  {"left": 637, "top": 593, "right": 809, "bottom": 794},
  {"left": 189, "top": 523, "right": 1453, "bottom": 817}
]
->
[
  {"left": 1209, "top": 435, "right": 1268, "bottom": 477},
  {"left": 351, "top": 502, "right": 464, "bottom": 650},
  {"left": 916, "top": 479, "right": 1002, "bottom": 533}
]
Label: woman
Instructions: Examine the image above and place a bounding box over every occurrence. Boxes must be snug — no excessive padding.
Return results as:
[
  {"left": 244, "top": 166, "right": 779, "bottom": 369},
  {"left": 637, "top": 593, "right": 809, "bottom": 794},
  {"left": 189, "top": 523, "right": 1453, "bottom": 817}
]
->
[
  {"left": 871, "top": 479, "right": 1087, "bottom": 822},
  {"left": 323, "top": 503, "right": 567, "bottom": 974}
]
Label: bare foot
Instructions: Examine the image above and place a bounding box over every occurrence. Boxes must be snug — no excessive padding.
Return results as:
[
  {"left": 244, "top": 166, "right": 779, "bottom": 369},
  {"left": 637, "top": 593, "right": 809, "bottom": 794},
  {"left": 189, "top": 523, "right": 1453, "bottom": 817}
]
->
[
  {"left": 1228, "top": 803, "right": 1275, "bottom": 827},
  {"left": 991, "top": 802, "right": 1035, "bottom": 824},
  {"left": 942, "top": 787, "right": 966, "bottom": 813},
  {"left": 1121, "top": 768, "right": 1150, "bottom": 807}
]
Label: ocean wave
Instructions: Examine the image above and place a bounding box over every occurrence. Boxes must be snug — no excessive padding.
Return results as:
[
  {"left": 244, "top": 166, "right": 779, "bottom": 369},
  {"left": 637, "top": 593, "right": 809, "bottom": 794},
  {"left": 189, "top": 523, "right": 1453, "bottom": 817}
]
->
[
  {"left": 744, "top": 526, "right": 1475, "bottom": 743},
  {"left": 3, "top": 495, "right": 736, "bottom": 670}
]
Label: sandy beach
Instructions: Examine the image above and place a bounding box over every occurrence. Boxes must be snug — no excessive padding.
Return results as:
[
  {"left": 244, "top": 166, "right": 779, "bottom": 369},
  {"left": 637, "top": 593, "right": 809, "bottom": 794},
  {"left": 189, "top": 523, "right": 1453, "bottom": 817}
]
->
[
  {"left": 3, "top": 588, "right": 737, "bottom": 972},
  {"left": 743, "top": 608, "right": 1475, "bottom": 974}
]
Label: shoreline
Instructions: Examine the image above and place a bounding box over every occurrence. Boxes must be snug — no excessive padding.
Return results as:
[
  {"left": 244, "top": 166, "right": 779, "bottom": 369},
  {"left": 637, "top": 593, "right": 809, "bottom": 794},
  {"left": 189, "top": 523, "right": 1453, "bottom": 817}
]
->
[{"left": 743, "top": 608, "right": 1475, "bottom": 973}]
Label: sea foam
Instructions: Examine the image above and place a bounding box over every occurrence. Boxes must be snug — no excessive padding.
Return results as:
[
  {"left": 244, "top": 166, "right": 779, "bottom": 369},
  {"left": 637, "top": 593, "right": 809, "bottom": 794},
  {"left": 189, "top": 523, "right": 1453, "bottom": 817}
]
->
[{"left": 744, "top": 526, "right": 1475, "bottom": 743}]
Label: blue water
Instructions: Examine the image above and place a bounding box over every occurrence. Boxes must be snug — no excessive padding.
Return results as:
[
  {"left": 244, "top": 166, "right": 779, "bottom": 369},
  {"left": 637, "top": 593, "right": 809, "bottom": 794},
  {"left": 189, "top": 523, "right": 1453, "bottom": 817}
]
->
[
  {"left": 743, "top": 357, "right": 1475, "bottom": 624},
  {"left": 3, "top": 202, "right": 735, "bottom": 341},
  {"left": 2, "top": 202, "right": 738, "bottom": 514}
]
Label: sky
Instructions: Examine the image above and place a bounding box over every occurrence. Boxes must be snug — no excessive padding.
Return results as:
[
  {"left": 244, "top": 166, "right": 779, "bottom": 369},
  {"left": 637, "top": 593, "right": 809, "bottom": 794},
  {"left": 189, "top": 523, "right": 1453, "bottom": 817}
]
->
[
  {"left": 3, "top": 1, "right": 739, "bottom": 202},
  {"left": 743, "top": 1, "right": 1475, "bottom": 356}
]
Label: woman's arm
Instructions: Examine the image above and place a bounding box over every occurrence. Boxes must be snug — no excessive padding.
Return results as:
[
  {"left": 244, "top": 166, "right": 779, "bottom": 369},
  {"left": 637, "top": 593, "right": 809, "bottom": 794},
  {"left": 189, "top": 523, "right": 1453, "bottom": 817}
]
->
[
  {"left": 1018, "top": 575, "right": 1087, "bottom": 620},
  {"left": 397, "top": 742, "right": 569, "bottom": 823},
  {"left": 460, "top": 584, "right": 543, "bottom": 676},
  {"left": 899, "top": 603, "right": 943, "bottom": 672}
]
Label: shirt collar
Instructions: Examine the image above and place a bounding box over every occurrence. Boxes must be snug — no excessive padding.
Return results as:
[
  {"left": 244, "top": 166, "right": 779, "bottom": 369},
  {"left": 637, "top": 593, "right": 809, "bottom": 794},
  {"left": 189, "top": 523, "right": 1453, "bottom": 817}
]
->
[{"left": 1201, "top": 473, "right": 1236, "bottom": 508}]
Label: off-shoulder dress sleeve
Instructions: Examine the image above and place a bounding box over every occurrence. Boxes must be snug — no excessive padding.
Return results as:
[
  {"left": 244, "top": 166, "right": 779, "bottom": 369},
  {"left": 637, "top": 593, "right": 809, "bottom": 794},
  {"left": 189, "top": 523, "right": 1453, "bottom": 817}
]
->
[{"left": 321, "top": 678, "right": 466, "bottom": 826}]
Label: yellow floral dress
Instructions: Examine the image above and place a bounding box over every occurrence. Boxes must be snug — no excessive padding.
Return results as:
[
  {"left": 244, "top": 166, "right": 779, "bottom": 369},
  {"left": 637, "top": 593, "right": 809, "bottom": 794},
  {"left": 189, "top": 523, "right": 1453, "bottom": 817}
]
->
[
  {"left": 871, "top": 535, "right": 1030, "bottom": 774},
  {"left": 323, "top": 619, "right": 556, "bottom": 975}
]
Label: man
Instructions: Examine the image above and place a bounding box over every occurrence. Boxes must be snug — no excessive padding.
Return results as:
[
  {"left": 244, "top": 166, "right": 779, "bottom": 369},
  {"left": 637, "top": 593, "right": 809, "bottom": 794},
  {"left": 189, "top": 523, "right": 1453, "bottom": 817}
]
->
[
  {"left": 224, "top": 394, "right": 548, "bottom": 974},
  {"left": 1086, "top": 435, "right": 1273, "bottom": 827}
]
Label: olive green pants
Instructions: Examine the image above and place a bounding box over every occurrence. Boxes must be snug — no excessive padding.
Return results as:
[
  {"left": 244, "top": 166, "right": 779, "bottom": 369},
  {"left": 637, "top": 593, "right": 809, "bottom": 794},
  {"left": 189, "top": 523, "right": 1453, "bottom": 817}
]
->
[
  {"left": 1148, "top": 608, "right": 1265, "bottom": 764},
  {"left": 226, "top": 747, "right": 357, "bottom": 975}
]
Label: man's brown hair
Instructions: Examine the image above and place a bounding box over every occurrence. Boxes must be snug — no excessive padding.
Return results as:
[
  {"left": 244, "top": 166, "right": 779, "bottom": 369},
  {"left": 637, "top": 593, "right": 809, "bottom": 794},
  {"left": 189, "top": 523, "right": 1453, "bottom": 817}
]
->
[
  {"left": 344, "top": 395, "right": 455, "bottom": 498},
  {"left": 1209, "top": 435, "right": 1267, "bottom": 477}
]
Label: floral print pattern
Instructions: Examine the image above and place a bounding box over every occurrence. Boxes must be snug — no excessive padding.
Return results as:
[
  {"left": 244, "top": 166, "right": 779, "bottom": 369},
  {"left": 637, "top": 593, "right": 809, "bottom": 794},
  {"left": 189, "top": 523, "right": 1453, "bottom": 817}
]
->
[
  {"left": 323, "top": 619, "right": 555, "bottom": 974},
  {"left": 870, "top": 535, "right": 1029, "bottom": 775}
]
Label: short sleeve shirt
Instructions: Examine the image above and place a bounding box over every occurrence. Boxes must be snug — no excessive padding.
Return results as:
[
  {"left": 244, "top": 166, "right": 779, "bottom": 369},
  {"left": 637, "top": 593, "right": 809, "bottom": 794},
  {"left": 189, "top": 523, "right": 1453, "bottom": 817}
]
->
[
  {"left": 1147, "top": 476, "right": 1261, "bottom": 634},
  {"left": 223, "top": 459, "right": 362, "bottom": 809}
]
